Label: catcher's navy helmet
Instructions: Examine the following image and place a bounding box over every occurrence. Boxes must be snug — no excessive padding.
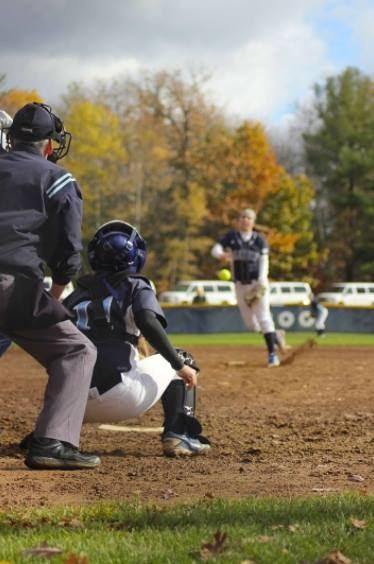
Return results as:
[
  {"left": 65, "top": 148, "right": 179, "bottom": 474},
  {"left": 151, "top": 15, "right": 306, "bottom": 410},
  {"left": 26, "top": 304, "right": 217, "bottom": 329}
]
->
[{"left": 88, "top": 220, "right": 146, "bottom": 273}]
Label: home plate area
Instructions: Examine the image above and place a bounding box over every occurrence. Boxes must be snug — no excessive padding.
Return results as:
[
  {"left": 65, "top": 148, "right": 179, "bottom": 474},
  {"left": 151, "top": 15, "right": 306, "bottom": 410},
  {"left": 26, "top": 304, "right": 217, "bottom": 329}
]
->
[{"left": 0, "top": 344, "right": 372, "bottom": 508}]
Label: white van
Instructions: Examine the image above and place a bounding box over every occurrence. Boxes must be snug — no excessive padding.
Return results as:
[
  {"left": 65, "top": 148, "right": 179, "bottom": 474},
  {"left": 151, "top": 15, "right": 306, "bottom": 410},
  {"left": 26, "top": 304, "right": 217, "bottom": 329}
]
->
[
  {"left": 159, "top": 280, "right": 237, "bottom": 306},
  {"left": 269, "top": 281, "right": 312, "bottom": 306},
  {"left": 317, "top": 283, "right": 374, "bottom": 306}
]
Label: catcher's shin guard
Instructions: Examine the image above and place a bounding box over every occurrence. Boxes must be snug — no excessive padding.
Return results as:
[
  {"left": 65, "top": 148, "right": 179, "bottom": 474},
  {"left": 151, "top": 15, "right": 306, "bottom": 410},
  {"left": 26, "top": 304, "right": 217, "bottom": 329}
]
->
[{"left": 161, "top": 379, "right": 202, "bottom": 436}]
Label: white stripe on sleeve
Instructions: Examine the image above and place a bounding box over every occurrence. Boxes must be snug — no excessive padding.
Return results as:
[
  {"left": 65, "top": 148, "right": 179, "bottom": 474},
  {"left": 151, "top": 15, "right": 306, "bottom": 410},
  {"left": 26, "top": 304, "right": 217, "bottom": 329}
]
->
[{"left": 46, "top": 173, "right": 76, "bottom": 198}]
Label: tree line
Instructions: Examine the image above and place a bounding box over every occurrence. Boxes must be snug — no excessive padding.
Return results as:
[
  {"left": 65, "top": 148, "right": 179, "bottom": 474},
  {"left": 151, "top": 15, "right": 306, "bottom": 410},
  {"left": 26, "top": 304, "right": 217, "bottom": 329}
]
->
[{"left": 1, "top": 67, "right": 373, "bottom": 291}]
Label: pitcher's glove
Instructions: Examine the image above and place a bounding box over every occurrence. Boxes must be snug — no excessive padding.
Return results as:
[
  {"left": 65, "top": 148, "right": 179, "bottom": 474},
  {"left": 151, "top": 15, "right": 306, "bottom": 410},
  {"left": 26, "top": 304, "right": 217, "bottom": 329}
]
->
[
  {"left": 244, "top": 282, "right": 267, "bottom": 306},
  {"left": 176, "top": 348, "right": 200, "bottom": 373}
]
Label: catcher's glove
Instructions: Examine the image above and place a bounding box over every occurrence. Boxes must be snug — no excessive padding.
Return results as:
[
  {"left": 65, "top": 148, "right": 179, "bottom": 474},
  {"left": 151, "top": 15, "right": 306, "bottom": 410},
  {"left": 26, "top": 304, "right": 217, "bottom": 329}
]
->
[
  {"left": 175, "top": 348, "right": 200, "bottom": 373},
  {"left": 244, "top": 282, "right": 267, "bottom": 306}
]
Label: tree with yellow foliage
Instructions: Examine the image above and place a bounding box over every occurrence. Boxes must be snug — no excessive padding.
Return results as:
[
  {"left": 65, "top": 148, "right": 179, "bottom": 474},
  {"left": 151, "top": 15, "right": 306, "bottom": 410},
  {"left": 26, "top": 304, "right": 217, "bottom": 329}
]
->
[
  {"left": 0, "top": 83, "right": 43, "bottom": 116},
  {"left": 100, "top": 70, "right": 222, "bottom": 289},
  {"left": 61, "top": 96, "right": 128, "bottom": 250}
]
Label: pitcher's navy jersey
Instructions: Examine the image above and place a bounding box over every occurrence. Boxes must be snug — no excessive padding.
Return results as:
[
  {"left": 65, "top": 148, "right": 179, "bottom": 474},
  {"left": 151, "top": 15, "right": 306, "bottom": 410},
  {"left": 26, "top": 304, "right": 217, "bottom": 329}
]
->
[
  {"left": 218, "top": 229, "right": 268, "bottom": 283},
  {"left": 0, "top": 144, "right": 82, "bottom": 284}
]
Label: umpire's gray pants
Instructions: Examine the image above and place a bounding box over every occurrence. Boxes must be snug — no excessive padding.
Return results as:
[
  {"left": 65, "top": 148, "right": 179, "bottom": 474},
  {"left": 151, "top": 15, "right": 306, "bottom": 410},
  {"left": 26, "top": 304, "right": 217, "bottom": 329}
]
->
[{"left": 8, "top": 321, "right": 97, "bottom": 447}]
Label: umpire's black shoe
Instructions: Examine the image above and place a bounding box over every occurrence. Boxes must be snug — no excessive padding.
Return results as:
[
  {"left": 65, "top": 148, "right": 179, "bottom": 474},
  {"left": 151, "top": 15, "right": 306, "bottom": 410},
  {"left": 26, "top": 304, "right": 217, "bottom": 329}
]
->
[
  {"left": 19, "top": 431, "right": 34, "bottom": 450},
  {"left": 25, "top": 437, "right": 101, "bottom": 470}
]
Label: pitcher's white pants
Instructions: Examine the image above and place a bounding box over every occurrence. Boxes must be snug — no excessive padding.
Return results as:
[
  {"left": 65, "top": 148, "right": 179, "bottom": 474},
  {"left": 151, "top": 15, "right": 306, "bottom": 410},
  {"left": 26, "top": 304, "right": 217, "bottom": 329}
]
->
[
  {"left": 84, "top": 351, "right": 180, "bottom": 424},
  {"left": 235, "top": 282, "right": 275, "bottom": 334}
]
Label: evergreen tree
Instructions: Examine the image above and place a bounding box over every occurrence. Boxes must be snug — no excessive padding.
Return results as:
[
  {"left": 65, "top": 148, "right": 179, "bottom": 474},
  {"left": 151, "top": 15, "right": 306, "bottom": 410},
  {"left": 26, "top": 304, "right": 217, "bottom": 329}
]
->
[{"left": 304, "top": 67, "right": 374, "bottom": 281}]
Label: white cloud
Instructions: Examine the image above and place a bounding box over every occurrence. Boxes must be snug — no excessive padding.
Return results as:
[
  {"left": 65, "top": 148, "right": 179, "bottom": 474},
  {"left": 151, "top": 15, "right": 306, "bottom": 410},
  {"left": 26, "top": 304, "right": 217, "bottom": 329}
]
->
[
  {"left": 208, "top": 22, "right": 330, "bottom": 122},
  {"left": 1, "top": 53, "right": 144, "bottom": 105},
  {"left": 0, "top": 0, "right": 372, "bottom": 126}
]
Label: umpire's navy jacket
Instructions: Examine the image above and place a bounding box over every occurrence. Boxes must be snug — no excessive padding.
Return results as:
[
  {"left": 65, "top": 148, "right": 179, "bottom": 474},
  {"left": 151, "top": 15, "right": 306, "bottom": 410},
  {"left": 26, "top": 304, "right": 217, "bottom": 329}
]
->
[{"left": 0, "top": 143, "right": 83, "bottom": 330}]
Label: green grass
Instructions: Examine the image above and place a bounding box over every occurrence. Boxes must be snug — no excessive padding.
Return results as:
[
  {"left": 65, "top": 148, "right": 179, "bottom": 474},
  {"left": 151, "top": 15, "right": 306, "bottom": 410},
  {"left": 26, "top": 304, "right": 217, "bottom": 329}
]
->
[
  {"left": 0, "top": 495, "right": 373, "bottom": 563},
  {"left": 7, "top": 332, "right": 374, "bottom": 351},
  {"left": 170, "top": 332, "right": 374, "bottom": 347}
]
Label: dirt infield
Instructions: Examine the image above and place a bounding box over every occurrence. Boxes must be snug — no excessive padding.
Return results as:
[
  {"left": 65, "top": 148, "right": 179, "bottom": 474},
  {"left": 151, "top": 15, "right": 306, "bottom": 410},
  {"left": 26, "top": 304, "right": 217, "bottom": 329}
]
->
[{"left": 0, "top": 342, "right": 373, "bottom": 509}]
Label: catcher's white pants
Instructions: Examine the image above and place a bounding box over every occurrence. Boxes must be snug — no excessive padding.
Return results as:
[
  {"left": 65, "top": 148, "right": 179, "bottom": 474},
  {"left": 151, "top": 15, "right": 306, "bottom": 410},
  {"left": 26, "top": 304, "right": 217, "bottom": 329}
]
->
[
  {"left": 84, "top": 352, "right": 180, "bottom": 424},
  {"left": 235, "top": 282, "right": 275, "bottom": 334}
]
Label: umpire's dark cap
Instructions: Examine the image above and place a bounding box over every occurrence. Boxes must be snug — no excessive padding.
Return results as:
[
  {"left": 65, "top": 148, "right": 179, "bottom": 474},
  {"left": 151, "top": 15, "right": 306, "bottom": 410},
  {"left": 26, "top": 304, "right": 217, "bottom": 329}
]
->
[{"left": 10, "top": 103, "right": 56, "bottom": 141}]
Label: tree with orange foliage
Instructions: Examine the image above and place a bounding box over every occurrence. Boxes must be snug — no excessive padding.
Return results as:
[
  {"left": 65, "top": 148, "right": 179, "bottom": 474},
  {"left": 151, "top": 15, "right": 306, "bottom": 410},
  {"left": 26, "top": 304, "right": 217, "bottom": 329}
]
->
[{"left": 207, "top": 121, "right": 321, "bottom": 283}]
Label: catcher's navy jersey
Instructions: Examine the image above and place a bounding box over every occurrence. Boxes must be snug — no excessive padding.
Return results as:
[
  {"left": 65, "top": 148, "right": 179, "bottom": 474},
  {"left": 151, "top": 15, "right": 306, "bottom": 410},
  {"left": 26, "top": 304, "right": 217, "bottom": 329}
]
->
[
  {"left": 218, "top": 229, "right": 268, "bottom": 283},
  {"left": 0, "top": 144, "right": 82, "bottom": 284},
  {"left": 65, "top": 274, "right": 165, "bottom": 337},
  {"left": 64, "top": 273, "right": 166, "bottom": 393}
]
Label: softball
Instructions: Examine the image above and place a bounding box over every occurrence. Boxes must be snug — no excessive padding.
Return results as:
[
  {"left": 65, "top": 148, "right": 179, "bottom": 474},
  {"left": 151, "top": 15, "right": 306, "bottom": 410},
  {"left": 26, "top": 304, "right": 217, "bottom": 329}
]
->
[{"left": 217, "top": 268, "right": 231, "bottom": 281}]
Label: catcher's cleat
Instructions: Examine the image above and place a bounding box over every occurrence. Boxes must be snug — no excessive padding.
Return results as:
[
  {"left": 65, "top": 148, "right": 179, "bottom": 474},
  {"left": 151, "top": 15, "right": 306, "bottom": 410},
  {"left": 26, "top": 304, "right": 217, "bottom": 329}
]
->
[
  {"left": 162, "top": 432, "right": 211, "bottom": 457},
  {"left": 25, "top": 438, "right": 100, "bottom": 470},
  {"left": 268, "top": 353, "right": 280, "bottom": 368}
]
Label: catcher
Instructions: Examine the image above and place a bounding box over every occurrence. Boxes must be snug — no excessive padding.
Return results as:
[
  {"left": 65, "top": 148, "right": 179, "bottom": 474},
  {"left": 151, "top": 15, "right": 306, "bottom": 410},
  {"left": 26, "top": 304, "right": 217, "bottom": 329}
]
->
[
  {"left": 22, "top": 220, "right": 210, "bottom": 457},
  {"left": 212, "top": 207, "right": 280, "bottom": 367}
]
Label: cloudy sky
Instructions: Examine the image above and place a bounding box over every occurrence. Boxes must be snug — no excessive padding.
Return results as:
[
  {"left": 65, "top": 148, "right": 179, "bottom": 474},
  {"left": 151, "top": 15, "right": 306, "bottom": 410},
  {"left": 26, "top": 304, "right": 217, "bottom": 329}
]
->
[{"left": 0, "top": 0, "right": 372, "bottom": 127}]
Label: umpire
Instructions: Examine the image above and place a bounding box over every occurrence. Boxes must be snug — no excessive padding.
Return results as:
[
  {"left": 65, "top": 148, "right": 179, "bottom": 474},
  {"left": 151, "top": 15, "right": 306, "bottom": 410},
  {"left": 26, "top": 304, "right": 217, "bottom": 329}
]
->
[{"left": 0, "top": 102, "right": 100, "bottom": 470}]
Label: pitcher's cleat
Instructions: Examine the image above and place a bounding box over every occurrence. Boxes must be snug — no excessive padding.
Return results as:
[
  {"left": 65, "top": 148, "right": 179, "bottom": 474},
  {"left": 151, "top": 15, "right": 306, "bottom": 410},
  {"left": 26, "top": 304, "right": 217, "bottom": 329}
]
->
[{"left": 268, "top": 353, "right": 280, "bottom": 367}]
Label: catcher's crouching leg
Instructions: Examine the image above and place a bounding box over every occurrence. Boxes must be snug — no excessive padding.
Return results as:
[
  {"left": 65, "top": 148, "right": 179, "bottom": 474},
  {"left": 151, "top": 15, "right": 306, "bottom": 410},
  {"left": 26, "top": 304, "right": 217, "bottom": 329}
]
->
[{"left": 161, "top": 379, "right": 211, "bottom": 457}]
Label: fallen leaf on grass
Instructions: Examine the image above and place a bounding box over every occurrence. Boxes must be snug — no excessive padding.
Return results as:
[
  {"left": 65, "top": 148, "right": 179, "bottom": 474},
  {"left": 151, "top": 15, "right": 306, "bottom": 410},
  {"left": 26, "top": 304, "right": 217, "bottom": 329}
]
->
[
  {"left": 349, "top": 517, "right": 368, "bottom": 529},
  {"left": 22, "top": 543, "right": 63, "bottom": 558},
  {"left": 316, "top": 549, "right": 351, "bottom": 563},
  {"left": 8, "top": 517, "right": 34, "bottom": 529},
  {"left": 256, "top": 535, "right": 272, "bottom": 543},
  {"left": 200, "top": 530, "right": 227, "bottom": 559},
  {"left": 58, "top": 517, "right": 84, "bottom": 528},
  {"left": 64, "top": 553, "right": 89, "bottom": 564}
]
